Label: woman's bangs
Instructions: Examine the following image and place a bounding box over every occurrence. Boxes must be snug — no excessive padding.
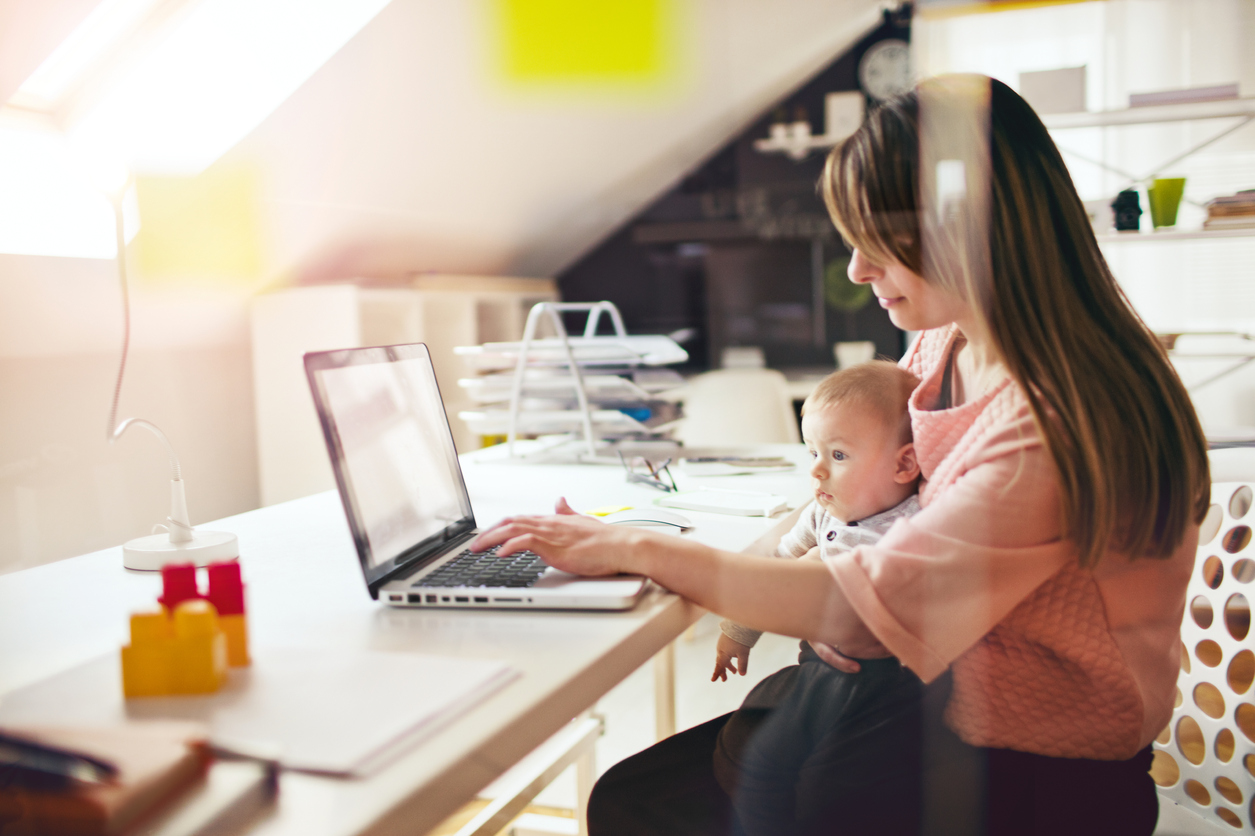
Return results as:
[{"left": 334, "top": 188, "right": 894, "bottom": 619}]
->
[
  {"left": 825, "top": 147, "right": 898, "bottom": 267},
  {"left": 824, "top": 136, "right": 919, "bottom": 270}
]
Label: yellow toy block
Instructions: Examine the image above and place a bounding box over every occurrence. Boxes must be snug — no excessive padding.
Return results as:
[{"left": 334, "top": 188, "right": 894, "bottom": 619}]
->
[
  {"left": 121, "top": 612, "right": 175, "bottom": 697},
  {"left": 120, "top": 601, "right": 227, "bottom": 697},
  {"left": 218, "top": 613, "right": 250, "bottom": 667},
  {"left": 171, "top": 600, "right": 227, "bottom": 693}
]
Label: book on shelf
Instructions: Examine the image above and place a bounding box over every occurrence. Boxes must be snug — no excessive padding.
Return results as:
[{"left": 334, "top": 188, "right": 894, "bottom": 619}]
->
[
  {"left": 1203, "top": 190, "right": 1255, "bottom": 230},
  {"left": 1203, "top": 217, "right": 1255, "bottom": 230}
]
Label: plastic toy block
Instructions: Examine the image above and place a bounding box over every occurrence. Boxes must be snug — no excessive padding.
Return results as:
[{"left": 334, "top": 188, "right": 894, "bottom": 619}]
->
[
  {"left": 171, "top": 601, "right": 227, "bottom": 693},
  {"left": 120, "top": 600, "right": 227, "bottom": 697},
  {"left": 206, "top": 561, "right": 245, "bottom": 616},
  {"left": 130, "top": 609, "right": 174, "bottom": 644},
  {"left": 218, "top": 614, "right": 250, "bottom": 667},
  {"left": 121, "top": 612, "right": 175, "bottom": 697},
  {"left": 159, "top": 563, "right": 201, "bottom": 610}
]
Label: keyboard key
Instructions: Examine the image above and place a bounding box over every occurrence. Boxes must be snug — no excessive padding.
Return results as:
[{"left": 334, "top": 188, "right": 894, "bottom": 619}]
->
[{"left": 412, "top": 546, "right": 549, "bottom": 589}]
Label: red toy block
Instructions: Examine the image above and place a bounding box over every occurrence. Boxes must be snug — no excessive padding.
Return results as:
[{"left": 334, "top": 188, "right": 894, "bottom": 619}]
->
[
  {"left": 159, "top": 563, "right": 201, "bottom": 609},
  {"left": 206, "top": 561, "right": 245, "bottom": 616}
]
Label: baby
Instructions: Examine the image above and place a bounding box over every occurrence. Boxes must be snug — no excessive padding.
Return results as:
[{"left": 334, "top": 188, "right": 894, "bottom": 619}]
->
[{"left": 710, "top": 360, "right": 924, "bottom": 836}]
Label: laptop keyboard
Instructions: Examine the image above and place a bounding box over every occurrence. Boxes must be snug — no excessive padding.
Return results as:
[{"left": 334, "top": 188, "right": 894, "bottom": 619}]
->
[{"left": 413, "top": 545, "right": 549, "bottom": 589}]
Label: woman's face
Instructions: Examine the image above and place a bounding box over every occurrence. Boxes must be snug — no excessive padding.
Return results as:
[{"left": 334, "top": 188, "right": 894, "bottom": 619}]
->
[{"left": 847, "top": 249, "right": 970, "bottom": 333}]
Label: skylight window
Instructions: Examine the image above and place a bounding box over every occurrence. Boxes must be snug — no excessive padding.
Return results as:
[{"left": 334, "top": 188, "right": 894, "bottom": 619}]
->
[
  {"left": 0, "top": 122, "right": 136, "bottom": 259},
  {"left": 2, "top": 0, "right": 392, "bottom": 258},
  {"left": 66, "top": 0, "right": 394, "bottom": 175},
  {"left": 11, "top": 0, "right": 165, "bottom": 113}
]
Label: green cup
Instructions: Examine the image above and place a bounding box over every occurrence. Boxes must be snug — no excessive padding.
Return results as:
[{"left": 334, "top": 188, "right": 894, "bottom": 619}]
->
[{"left": 1147, "top": 177, "right": 1186, "bottom": 229}]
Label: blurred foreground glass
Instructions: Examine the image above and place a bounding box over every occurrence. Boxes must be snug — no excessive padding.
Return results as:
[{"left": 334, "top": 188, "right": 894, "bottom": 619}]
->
[{"left": 496, "top": 0, "right": 668, "bottom": 81}]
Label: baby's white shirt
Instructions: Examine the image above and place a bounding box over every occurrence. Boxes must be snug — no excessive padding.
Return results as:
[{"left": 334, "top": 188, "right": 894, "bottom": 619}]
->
[{"left": 719, "top": 494, "right": 920, "bottom": 648}]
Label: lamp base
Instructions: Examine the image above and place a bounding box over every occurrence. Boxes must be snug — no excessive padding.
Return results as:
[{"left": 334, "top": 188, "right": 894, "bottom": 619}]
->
[{"left": 122, "top": 530, "right": 239, "bottom": 571}]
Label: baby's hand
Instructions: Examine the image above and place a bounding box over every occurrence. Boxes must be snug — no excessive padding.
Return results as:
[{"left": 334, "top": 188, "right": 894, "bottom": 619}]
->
[{"left": 712, "top": 634, "right": 751, "bottom": 682}]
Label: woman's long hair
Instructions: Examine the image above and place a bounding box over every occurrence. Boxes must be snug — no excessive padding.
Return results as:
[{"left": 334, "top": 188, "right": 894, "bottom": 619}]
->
[{"left": 822, "top": 75, "right": 1209, "bottom": 566}]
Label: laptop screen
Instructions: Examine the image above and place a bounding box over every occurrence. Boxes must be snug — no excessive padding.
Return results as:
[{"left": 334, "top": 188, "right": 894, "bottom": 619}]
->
[{"left": 306, "top": 344, "right": 475, "bottom": 588}]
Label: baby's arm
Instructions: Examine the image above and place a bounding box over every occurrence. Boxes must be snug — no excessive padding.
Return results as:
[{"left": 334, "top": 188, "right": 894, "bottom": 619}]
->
[
  {"left": 712, "top": 632, "right": 752, "bottom": 681},
  {"left": 712, "top": 505, "right": 823, "bottom": 681}
]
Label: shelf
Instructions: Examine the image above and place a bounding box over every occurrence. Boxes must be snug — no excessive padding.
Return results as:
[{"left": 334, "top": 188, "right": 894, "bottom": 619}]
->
[
  {"left": 751, "top": 133, "right": 846, "bottom": 157},
  {"left": 633, "top": 220, "right": 757, "bottom": 244},
  {"left": 1042, "top": 97, "right": 1255, "bottom": 130},
  {"left": 756, "top": 98, "right": 1255, "bottom": 158},
  {"left": 1096, "top": 228, "right": 1255, "bottom": 243}
]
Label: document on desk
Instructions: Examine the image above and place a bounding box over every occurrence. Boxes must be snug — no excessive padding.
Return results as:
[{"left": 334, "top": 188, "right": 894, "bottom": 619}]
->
[{"left": 0, "top": 648, "right": 516, "bottom": 777}]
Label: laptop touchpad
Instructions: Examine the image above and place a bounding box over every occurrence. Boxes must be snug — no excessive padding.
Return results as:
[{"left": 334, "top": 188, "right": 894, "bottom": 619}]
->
[{"left": 533, "top": 570, "right": 645, "bottom": 594}]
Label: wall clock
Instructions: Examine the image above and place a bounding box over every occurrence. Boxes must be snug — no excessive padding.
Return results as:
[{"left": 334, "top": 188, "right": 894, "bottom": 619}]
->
[{"left": 858, "top": 39, "right": 912, "bottom": 102}]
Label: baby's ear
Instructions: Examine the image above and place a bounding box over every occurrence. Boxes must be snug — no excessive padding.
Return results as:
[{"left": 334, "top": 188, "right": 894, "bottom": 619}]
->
[{"left": 894, "top": 442, "right": 921, "bottom": 484}]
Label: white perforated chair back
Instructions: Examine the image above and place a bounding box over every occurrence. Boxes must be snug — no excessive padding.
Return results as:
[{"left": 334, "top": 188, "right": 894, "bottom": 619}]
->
[
  {"left": 675, "top": 369, "right": 801, "bottom": 446},
  {"left": 1211, "top": 448, "right": 1255, "bottom": 484},
  {"left": 1151, "top": 455, "right": 1255, "bottom": 831}
]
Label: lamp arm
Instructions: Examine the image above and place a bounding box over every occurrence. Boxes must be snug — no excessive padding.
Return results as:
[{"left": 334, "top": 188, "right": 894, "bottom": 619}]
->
[
  {"left": 95, "top": 177, "right": 232, "bottom": 566},
  {"left": 102, "top": 195, "right": 192, "bottom": 544},
  {"left": 106, "top": 194, "right": 132, "bottom": 445},
  {"left": 108, "top": 417, "right": 182, "bottom": 482}
]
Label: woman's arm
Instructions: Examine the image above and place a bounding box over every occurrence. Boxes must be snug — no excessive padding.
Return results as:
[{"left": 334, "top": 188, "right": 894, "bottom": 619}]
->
[
  {"left": 469, "top": 500, "right": 887, "bottom": 655},
  {"left": 827, "top": 413, "right": 1074, "bottom": 682}
]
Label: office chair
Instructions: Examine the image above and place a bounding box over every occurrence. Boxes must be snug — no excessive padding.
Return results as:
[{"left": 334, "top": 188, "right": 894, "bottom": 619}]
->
[
  {"left": 675, "top": 369, "right": 801, "bottom": 447},
  {"left": 1150, "top": 448, "right": 1255, "bottom": 833}
]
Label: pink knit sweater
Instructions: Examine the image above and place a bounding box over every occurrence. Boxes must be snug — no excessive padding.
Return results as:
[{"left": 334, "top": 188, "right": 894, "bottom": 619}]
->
[{"left": 825, "top": 326, "right": 1195, "bottom": 759}]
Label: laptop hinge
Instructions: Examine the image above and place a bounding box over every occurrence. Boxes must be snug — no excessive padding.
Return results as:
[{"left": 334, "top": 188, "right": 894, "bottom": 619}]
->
[{"left": 368, "top": 528, "right": 477, "bottom": 598}]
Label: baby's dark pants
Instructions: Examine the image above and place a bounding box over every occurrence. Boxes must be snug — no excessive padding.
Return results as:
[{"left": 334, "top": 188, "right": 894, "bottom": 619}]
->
[
  {"left": 588, "top": 643, "right": 1158, "bottom": 836},
  {"left": 714, "top": 646, "right": 924, "bottom": 836}
]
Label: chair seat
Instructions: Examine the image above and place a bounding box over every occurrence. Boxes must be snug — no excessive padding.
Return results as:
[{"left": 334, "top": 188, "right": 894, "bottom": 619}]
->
[{"left": 675, "top": 369, "right": 801, "bottom": 446}]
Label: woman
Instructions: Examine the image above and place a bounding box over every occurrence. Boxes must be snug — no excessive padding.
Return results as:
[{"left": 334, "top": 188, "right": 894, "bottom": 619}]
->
[{"left": 471, "top": 76, "right": 1209, "bottom": 835}]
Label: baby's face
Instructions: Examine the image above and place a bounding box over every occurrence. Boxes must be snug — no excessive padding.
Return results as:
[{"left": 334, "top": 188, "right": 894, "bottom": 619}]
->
[{"left": 801, "top": 400, "right": 912, "bottom": 524}]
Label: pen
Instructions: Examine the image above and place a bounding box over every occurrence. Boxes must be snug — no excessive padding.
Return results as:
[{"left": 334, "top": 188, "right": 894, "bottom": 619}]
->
[{"left": 0, "top": 731, "right": 119, "bottom": 788}]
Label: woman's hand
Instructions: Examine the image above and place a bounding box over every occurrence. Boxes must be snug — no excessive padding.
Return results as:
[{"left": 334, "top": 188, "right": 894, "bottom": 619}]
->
[
  {"left": 807, "top": 641, "right": 862, "bottom": 673},
  {"left": 468, "top": 498, "right": 643, "bottom": 577},
  {"left": 796, "top": 546, "right": 890, "bottom": 671},
  {"left": 807, "top": 634, "right": 894, "bottom": 673}
]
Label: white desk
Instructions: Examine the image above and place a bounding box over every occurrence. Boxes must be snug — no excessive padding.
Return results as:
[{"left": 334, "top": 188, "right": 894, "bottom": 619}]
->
[{"left": 0, "top": 444, "right": 811, "bottom": 836}]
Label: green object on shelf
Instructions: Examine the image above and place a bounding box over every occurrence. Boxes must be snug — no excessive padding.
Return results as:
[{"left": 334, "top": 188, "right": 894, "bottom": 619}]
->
[
  {"left": 824, "top": 256, "right": 871, "bottom": 312},
  {"left": 1148, "top": 177, "right": 1186, "bottom": 228}
]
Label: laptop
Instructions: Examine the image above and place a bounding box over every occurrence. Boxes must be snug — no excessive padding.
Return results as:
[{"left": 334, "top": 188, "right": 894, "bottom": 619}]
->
[{"left": 304, "top": 342, "right": 649, "bottom": 610}]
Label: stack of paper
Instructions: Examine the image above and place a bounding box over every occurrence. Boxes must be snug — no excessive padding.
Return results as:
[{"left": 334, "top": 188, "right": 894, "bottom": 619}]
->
[
  {"left": 456, "top": 328, "right": 688, "bottom": 445},
  {"left": 0, "top": 648, "right": 516, "bottom": 777},
  {"left": 655, "top": 488, "right": 789, "bottom": 517},
  {"left": 455, "top": 335, "right": 688, "bottom": 371}
]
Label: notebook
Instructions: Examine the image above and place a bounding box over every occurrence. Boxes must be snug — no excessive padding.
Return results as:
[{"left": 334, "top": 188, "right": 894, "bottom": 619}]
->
[{"left": 304, "top": 342, "right": 648, "bottom": 610}]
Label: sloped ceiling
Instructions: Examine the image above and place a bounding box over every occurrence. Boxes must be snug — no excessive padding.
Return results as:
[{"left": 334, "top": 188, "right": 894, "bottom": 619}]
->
[
  {"left": 0, "top": 0, "right": 97, "bottom": 104},
  {"left": 222, "top": 0, "right": 882, "bottom": 284}
]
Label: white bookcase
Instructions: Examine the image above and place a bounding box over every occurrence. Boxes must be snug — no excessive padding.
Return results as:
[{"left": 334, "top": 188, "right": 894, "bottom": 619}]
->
[{"left": 250, "top": 276, "right": 558, "bottom": 506}]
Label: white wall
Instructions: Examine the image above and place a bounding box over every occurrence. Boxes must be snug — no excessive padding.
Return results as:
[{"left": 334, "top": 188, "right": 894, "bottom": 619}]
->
[
  {"left": 0, "top": 253, "right": 257, "bottom": 573},
  {"left": 0, "top": 0, "right": 884, "bottom": 572},
  {"left": 224, "top": 0, "right": 885, "bottom": 283},
  {"left": 914, "top": 0, "right": 1255, "bottom": 433}
]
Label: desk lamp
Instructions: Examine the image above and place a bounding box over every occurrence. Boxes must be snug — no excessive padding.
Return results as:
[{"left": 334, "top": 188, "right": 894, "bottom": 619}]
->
[{"left": 102, "top": 172, "right": 238, "bottom": 571}]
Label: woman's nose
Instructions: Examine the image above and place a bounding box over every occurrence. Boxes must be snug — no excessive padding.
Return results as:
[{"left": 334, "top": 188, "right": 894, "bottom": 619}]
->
[{"left": 847, "top": 249, "right": 881, "bottom": 285}]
